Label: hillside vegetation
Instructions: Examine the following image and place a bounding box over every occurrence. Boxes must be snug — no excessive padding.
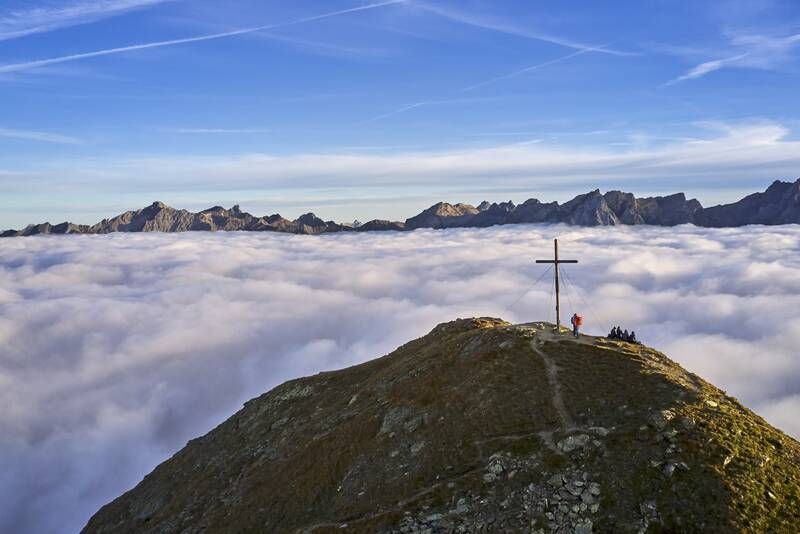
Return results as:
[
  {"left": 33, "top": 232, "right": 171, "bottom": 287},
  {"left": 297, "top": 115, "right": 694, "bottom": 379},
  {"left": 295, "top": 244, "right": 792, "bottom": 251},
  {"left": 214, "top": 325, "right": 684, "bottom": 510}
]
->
[{"left": 84, "top": 318, "right": 800, "bottom": 533}]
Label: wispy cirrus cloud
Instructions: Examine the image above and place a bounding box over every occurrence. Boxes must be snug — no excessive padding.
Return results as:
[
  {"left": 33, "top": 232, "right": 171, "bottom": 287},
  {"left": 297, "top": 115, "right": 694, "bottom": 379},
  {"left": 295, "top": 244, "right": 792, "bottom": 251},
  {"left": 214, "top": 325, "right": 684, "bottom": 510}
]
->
[
  {"left": 0, "top": 126, "right": 81, "bottom": 144},
  {"left": 665, "top": 53, "right": 749, "bottom": 85},
  {"left": 5, "top": 120, "right": 799, "bottom": 197},
  {"left": 0, "top": 0, "right": 172, "bottom": 41},
  {"left": 0, "top": 0, "right": 406, "bottom": 75},
  {"left": 664, "top": 30, "right": 800, "bottom": 85},
  {"left": 169, "top": 128, "right": 273, "bottom": 134}
]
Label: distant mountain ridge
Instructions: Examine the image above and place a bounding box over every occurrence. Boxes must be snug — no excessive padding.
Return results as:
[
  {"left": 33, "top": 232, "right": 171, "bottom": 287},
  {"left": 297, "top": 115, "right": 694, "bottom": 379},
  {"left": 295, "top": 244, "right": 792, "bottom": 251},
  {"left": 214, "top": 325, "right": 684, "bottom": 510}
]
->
[
  {"left": 1, "top": 202, "right": 351, "bottom": 238},
  {"left": 3, "top": 179, "right": 799, "bottom": 238}
]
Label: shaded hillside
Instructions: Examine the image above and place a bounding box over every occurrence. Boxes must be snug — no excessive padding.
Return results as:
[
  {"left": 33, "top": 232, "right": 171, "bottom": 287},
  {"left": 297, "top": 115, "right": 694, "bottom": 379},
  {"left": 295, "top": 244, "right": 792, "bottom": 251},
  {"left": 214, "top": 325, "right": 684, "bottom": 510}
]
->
[
  {"left": 84, "top": 319, "right": 800, "bottom": 533},
  {"left": 4, "top": 179, "right": 800, "bottom": 237}
]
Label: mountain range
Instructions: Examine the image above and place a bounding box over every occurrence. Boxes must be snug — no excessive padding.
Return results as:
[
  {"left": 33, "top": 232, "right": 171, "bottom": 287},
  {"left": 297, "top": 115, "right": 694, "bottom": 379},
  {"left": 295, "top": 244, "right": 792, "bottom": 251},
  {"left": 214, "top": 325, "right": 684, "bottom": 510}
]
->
[
  {"left": 4, "top": 179, "right": 799, "bottom": 238},
  {"left": 83, "top": 318, "right": 800, "bottom": 533}
]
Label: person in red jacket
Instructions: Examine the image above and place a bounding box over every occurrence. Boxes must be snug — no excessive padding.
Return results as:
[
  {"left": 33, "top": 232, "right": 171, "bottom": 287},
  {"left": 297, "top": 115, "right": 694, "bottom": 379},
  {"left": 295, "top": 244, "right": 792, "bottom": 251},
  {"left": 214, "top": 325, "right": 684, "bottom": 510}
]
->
[{"left": 570, "top": 313, "right": 583, "bottom": 338}]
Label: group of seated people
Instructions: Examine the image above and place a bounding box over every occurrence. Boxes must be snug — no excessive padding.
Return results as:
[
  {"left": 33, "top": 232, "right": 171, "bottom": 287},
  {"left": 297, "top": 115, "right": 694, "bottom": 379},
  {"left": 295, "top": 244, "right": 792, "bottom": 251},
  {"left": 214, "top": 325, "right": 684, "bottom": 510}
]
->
[{"left": 608, "top": 326, "right": 638, "bottom": 343}]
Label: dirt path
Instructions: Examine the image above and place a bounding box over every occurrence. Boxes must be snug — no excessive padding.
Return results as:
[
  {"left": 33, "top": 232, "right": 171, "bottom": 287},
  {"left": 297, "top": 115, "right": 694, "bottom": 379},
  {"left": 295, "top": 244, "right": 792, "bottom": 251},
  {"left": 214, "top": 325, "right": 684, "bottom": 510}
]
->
[{"left": 529, "top": 339, "right": 576, "bottom": 430}]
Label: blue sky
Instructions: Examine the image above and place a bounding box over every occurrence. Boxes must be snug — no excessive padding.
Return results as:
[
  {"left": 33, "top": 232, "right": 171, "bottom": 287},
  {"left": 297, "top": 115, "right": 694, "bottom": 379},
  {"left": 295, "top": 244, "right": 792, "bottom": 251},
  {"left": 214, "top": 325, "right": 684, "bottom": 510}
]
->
[{"left": 1, "top": 0, "right": 800, "bottom": 228}]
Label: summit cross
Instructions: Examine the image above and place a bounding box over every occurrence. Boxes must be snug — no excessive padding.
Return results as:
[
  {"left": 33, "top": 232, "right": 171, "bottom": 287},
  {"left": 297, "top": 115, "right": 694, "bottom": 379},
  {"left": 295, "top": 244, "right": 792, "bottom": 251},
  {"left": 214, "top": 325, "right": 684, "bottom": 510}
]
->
[{"left": 536, "top": 238, "right": 578, "bottom": 332}]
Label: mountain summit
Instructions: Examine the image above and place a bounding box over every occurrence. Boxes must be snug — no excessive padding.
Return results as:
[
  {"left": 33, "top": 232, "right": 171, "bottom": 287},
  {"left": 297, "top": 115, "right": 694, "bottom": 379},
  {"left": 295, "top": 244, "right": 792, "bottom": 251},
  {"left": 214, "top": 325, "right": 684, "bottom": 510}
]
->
[{"left": 83, "top": 319, "right": 800, "bottom": 533}]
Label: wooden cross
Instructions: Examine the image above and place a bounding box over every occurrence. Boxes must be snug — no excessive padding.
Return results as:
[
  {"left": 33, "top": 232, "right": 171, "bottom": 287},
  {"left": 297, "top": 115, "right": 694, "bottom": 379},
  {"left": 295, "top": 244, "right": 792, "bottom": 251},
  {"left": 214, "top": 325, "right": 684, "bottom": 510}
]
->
[{"left": 536, "top": 238, "right": 578, "bottom": 332}]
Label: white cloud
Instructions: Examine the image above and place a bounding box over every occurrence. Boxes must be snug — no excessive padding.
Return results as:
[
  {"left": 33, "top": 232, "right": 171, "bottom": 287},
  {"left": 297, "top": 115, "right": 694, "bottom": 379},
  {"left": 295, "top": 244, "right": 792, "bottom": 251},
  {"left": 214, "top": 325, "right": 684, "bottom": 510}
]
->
[
  {"left": 0, "top": 126, "right": 81, "bottom": 144},
  {"left": 1, "top": 225, "right": 799, "bottom": 532},
  {"left": 4, "top": 120, "right": 798, "bottom": 196},
  {"left": 664, "top": 30, "right": 800, "bottom": 85},
  {"left": 0, "top": 0, "right": 172, "bottom": 41},
  {"left": 664, "top": 53, "right": 749, "bottom": 85}
]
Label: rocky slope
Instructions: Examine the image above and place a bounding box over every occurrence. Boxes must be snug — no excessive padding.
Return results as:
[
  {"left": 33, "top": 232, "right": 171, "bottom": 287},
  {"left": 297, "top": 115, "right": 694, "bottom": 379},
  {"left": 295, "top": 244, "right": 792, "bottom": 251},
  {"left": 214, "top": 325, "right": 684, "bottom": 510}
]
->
[
  {"left": 3, "top": 179, "right": 799, "bottom": 237},
  {"left": 83, "top": 318, "right": 800, "bottom": 533}
]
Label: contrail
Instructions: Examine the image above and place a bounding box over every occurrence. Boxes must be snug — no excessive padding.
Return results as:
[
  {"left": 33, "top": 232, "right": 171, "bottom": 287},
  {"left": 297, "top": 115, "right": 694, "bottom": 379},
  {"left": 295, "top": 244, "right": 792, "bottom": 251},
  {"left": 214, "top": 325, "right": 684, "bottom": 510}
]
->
[
  {"left": 363, "top": 102, "right": 428, "bottom": 123},
  {"left": 365, "top": 46, "right": 602, "bottom": 122},
  {"left": 0, "top": 0, "right": 406, "bottom": 74},
  {"left": 461, "top": 46, "right": 601, "bottom": 92},
  {"left": 412, "top": 0, "right": 636, "bottom": 57},
  {"left": 361, "top": 96, "right": 498, "bottom": 123}
]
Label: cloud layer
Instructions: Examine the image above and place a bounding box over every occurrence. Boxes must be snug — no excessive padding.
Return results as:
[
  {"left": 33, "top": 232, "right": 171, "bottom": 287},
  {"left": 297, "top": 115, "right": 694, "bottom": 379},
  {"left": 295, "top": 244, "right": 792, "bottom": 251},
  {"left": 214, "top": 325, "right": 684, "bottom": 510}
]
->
[
  {"left": 1, "top": 225, "right": 799, "bottom": 532},
  {"left": 3, "top": 121, "right": 799, "bottom": 199}
]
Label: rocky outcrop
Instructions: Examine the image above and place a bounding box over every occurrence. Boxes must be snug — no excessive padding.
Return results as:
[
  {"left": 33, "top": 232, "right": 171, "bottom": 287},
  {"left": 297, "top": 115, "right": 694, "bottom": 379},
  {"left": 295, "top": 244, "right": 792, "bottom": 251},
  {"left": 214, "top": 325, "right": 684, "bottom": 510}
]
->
[
  {"left": 559, "top": 190, "right": 620, "bottom": 226},
  {"left": 507, "top": 198, "right": 561, "bottom": 224},
  {"left": 194, "top": 204, "right": 252, "bottom": 231},
  {"left": 355, "top": 220, "right": 406, "bottom": 232},
  {"left": 293, "top": 213, "right": 348, "bottom": 235},
  {"left": 470, "top": 201, "right": 516, "bottom": 227},
  {"left": 697, "top": 179, "right": 800, "bottom": 227},
  {"left": 83, "top": 318, "right": 800, "bottom": 533},
  {"left": 646, "top": 193, "right": 703, "bottom": 226},
  {"left": 599, "top": 191, "right": 703, "bottom": 226},
  {"left": 404, "top": 202, "right": 480, "bottom": 229},
  {"left": 3, "top": 179, "right": 799, "bottom": 238}
]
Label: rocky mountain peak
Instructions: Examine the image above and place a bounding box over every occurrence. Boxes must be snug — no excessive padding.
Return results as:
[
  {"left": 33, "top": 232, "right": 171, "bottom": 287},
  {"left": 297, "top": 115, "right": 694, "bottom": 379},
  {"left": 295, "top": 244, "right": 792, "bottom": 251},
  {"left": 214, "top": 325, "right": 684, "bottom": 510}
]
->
[
  {"left": 200, "top": 205, "right": 225, "bottom": 213},
  {"left": 83, "top": 318, "right": 800, "bottom": 533},
  {"left": 295, "top": 212, "right": 326, "bottom": 227},
  {"left": 433, "top": 202, "right": 478, "bottom": 217},
  {"left": 405, "top": 202, "right": 479, "bottom": 229},
  {"left": 767, "top": 179, "right": 791, "bottom": 192}
]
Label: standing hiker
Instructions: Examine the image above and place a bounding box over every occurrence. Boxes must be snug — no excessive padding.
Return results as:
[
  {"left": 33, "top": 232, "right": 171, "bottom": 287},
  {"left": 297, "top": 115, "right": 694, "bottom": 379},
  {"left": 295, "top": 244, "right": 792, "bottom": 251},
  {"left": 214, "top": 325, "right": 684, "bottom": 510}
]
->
[{"left": 571, "top": 313, "right": 583, "bottom": 338}]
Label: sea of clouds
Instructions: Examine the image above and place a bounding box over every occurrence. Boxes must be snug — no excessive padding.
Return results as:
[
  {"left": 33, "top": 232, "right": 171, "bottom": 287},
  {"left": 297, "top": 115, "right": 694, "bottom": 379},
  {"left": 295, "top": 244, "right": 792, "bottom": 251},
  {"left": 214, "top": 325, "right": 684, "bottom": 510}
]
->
[{"left": 1, "top": 224, "right": 799, "bottom": 533}]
